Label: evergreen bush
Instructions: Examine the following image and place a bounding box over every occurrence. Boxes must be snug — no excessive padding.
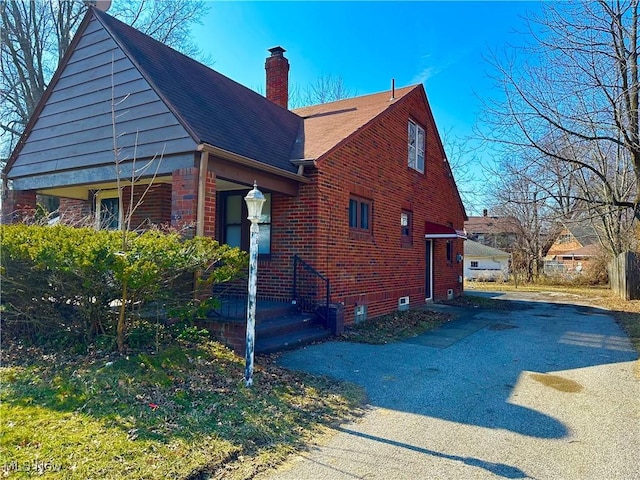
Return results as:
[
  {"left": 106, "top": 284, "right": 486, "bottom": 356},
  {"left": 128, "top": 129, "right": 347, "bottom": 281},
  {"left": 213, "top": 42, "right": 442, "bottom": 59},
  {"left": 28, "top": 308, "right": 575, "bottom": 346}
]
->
[{"left": 0, "top": 224, "right": 247, "bottom": 351}]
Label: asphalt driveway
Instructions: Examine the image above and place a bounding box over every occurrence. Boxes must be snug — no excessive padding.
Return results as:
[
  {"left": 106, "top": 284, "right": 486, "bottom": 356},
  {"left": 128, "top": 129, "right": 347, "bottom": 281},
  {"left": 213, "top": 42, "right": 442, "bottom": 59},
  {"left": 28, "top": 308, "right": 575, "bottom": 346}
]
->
[{"left": 266, "top": 291, "right": 639, "bottom": 480}]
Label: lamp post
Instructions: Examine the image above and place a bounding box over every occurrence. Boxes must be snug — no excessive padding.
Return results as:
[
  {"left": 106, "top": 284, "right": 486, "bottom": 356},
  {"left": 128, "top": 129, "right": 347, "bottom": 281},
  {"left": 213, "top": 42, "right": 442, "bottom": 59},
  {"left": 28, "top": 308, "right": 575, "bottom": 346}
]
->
[{"left": 244, "top": 181, "right": 266, "bottom": 387}]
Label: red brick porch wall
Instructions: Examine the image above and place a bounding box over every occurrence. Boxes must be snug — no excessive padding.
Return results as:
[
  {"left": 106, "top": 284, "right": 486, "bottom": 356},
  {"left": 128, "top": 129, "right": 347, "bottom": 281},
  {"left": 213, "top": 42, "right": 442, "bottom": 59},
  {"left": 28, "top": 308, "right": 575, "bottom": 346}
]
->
[
  {"left": 1, "top": 190, "right": 37, "bottom": 223},
  {"left": 171, "top": 167, "right": 216, "bottom": 237},
  {"left": 122, "top": 183, "right": 172, "bottom": 230},
  {"left": 59, "top": 198, "right": 92, "bottom": 226}
]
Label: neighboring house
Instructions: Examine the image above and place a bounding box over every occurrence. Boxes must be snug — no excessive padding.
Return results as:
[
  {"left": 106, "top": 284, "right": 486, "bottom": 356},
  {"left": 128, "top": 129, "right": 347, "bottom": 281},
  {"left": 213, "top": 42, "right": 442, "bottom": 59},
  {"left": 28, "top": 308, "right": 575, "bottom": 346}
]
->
[
  {"left": 465, "top": 210, "right": 520, "bottom": 252},
  {"left": 544, "top": 223, "right": 600, "bottom": 275},
  {"left": 463, "top": 240, "right": 510, "bottom": 282},
  {"left": 1, "top": 8, "right": 466, "bottom": 344}
]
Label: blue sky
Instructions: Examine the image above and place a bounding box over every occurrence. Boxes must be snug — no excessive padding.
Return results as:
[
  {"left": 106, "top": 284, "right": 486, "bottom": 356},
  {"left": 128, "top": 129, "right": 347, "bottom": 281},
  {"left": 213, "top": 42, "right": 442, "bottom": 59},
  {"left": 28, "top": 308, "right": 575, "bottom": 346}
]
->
[{"left": 192, "top": 1, "right": 542, "bottom": 214}]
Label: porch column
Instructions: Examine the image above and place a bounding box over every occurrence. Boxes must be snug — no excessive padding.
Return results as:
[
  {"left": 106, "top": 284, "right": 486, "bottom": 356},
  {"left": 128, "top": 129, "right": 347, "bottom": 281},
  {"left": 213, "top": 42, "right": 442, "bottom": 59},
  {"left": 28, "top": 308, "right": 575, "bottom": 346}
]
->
[
  {"left": 1, "top": 189, "right": 37, "bottom": 224},
  {"left": 202, "top": 170, "right": 216, "bottom": 237},
  {"left": 171, "top": 167, "right": 216, "bottom": 237}
]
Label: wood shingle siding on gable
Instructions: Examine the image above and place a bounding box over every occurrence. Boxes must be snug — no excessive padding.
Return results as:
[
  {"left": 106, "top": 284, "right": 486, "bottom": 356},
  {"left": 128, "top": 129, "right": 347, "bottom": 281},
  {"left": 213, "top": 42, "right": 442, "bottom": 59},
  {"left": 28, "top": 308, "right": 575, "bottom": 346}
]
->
[{"left": 10, "top": 16, "right": 196, "bottom": 191}]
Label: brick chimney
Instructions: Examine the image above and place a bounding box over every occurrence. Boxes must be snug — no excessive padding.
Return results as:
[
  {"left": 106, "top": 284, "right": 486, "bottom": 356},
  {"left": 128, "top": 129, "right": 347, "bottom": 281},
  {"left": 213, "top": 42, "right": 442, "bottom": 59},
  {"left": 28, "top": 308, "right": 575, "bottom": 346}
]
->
[{"left": 265, "top": 46, "right": 289, "bottom": 109}]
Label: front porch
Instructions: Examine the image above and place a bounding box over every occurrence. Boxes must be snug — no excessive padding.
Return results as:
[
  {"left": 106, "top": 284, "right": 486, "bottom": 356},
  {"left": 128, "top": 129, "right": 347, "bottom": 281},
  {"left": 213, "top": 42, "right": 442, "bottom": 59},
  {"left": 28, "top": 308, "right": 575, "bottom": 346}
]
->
[
  {"left": 201, "top": 255, "right": 342, "bottom": 355},
  {"left": 198, "top": 298, "right": 331, "bottom": 355}
]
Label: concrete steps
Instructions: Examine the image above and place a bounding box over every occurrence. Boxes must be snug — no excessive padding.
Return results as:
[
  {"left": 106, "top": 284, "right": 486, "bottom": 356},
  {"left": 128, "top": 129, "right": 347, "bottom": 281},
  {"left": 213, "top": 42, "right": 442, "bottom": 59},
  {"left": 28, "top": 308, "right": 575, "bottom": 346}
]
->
[{"left": 256, "top": 312, "right": 331, "bottom": 355}]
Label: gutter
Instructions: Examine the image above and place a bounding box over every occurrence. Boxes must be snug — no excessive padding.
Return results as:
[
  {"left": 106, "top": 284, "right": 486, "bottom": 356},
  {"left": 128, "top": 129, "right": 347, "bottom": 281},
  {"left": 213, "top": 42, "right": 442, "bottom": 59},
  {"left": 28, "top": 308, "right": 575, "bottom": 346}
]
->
[{"left": 290, "top": 158, "right": 316, "bottom": 176}]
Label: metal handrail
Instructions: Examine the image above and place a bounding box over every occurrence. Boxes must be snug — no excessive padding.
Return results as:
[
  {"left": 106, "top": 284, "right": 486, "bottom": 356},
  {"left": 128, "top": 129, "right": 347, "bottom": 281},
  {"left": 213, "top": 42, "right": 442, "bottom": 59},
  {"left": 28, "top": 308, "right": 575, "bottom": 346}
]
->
[{"left": 292, "top": 255, "right": 330, "bottom": 320}]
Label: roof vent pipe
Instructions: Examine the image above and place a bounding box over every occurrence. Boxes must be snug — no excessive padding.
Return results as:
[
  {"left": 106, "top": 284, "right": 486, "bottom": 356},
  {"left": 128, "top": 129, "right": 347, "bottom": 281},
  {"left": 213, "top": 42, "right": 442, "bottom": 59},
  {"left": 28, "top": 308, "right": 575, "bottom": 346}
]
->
[{"left": 390, "top": 78, "right": 395, "bottom": 101}]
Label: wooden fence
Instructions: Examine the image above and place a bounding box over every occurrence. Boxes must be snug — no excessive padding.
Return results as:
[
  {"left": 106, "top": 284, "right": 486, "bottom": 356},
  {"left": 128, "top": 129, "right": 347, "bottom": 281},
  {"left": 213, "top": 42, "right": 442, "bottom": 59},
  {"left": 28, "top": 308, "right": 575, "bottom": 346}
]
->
[{"left": 609, "top": 251, "right": 640, "bottom": 300}]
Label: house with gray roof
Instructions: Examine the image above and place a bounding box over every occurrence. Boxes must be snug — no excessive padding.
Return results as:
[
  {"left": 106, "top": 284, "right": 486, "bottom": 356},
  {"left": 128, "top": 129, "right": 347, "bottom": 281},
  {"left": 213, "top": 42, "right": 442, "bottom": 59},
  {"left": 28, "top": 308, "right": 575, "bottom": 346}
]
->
[
  {"left": 544, "top": 223, "right": 600, "bottom": 275},
  {"left": 1, "top": 7, "right": 467, "bottom": 353},
  {"left": 464, "top": 240, "right": 510, "bottom": 281}
]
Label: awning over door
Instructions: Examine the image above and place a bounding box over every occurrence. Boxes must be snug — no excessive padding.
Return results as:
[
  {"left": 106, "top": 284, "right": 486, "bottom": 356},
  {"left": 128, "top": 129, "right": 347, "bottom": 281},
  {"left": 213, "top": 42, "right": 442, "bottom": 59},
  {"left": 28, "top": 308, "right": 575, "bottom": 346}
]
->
[{"left": 424, "top": 221, "right": 467, "bottom": 239}]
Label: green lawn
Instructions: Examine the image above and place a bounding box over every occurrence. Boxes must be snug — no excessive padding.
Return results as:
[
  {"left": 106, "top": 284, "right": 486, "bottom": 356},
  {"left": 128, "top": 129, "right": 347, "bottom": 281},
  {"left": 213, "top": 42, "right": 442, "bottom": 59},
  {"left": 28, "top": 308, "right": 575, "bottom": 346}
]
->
[{"left": 0, "top": 341, "right": 365, "bottom": 479}]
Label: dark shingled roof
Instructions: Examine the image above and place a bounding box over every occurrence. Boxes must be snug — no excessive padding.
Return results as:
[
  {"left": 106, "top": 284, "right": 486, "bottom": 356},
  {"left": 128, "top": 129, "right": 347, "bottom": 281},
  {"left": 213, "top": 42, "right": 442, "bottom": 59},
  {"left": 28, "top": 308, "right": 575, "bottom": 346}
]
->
[
  {"left": 93, "top": 8, "right": 302, "bottom": 173},
  {"left": 565, "top": 223, "right": 598, "bottom": 246}
]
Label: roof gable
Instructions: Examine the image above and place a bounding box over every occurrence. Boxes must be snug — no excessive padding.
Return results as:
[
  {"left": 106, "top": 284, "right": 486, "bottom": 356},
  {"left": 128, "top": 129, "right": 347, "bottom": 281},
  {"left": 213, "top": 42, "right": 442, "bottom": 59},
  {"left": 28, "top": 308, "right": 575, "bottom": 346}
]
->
[
  {"left": 92, "top": 9, "right": 302, "bottom": 173},
  {"left": 464, "top": 240, "right": 510, "bottom": 257},
  {"left": 4, "top": 7, "right": 304, "bottom": 182},
  {"left": 465, "top": 216, "right": 521, "bottom": 235},
  {"left": 5, "top": 12, "right": 197, "bottom": 188},
  {"left": 565, "top": 223, "right": 598, "bottom": 246}
]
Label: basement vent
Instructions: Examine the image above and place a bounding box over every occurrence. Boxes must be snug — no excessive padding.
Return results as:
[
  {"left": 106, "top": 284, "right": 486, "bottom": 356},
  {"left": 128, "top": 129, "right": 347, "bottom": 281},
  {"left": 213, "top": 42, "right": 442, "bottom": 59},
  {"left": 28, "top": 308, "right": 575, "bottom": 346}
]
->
[
  {"left": 447, "top": 289, "right": 454, "bottom": 300},
  {"left": 354, "top": 305, "right": 367, "bottom": 324},
  {"left": 398, "top": 296, "right": 410, "bottom": 311}
]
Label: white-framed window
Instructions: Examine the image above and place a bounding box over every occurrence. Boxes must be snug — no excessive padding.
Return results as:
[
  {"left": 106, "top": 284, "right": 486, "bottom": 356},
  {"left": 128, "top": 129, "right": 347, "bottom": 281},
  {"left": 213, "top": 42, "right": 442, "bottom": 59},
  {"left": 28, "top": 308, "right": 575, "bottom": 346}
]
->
[
  {"left": 408, "top": 120, "right": 425, "bottom": 173},
  {"left": 471, "top": 261, "right": 479, "bottom": 268}
]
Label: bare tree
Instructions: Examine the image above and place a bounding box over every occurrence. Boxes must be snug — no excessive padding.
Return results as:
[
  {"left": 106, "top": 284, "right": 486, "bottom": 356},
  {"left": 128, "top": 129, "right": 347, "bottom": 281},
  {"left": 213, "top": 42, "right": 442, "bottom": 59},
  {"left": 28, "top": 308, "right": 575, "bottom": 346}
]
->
[
  {"left": 488, "top": 157, "right": 549, "bottom": 282},
  {"left": 290, "top": 73, "right": 355, "bottom": 108},
  {"left": 0, "top": 0, "right": 209, "bottom": 156},
  {"left": 481, "top": 1, "right": 640, "bottom": 230},
  {"left": 439, "top": 128, "right": 486, "bottom": 215}
]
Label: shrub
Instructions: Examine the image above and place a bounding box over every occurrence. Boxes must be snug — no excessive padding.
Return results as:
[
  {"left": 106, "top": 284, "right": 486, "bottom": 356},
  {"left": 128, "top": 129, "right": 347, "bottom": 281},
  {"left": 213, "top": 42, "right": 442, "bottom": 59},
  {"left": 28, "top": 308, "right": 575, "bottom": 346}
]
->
[{"left": 0, "top": 224, "right": 247, "bottom": 351}]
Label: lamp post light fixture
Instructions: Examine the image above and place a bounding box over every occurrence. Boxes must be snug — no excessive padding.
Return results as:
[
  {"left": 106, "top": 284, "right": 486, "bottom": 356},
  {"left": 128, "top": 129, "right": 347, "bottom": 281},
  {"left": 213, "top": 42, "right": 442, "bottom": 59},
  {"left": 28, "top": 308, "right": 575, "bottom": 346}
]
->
[{"left": 244, "top": 181, "right": 266, "bottom": 387}]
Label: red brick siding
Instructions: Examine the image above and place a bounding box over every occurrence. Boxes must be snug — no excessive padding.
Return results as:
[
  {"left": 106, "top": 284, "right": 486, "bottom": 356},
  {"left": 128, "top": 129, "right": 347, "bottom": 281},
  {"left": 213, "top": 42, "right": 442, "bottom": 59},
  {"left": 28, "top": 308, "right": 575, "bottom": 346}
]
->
[
  {"left": 59, "top": 197, "right": 92, "bottom": 225},
  {"left": 171, "top": 168, "right": 216, "bottom": 237},
  {"left": 256, "top": 174, "right": 320, "bottom": 300},
  {"left": 194, "top": 318, "right": 246, "bottom": 355},
  {"left": 202, "top": 171, "right": 216, "bottom": 237},
  {"left": 172, "top": 167, "right": 198, "bottom": 236},
  {"left": 1, "top": 190, "right": 37, "bottom": 223},
  {"left": 122, "top": 183, "right": 172, "bottom": 229},
  {"left": 258, "top": 88, "right": 465, "bottom": 323}
]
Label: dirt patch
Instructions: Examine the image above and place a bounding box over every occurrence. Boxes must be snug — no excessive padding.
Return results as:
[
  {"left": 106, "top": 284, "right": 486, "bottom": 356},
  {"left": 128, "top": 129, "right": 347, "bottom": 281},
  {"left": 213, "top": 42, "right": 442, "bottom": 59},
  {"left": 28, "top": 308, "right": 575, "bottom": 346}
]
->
[{"left": 530, "top": 373, "right": 583, "bottom": 393}]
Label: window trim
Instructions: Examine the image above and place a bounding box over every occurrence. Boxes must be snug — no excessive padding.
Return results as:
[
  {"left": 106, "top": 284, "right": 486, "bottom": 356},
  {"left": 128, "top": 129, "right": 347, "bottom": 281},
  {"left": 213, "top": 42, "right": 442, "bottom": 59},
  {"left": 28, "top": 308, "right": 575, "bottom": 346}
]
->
[
  {"left": 408, "top": 119, "right": 425, "bottom": 173},
  {"left": 349, "top": 195, "right": 372, "bottom": 236},
  {"left": 220, "top": 191, "right": 272, "bottom": 256}
]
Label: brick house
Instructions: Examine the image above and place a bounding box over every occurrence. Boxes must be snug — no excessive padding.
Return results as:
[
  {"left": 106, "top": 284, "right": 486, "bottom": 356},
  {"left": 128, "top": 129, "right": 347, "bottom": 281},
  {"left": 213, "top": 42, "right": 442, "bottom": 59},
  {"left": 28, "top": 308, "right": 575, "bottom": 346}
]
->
[
  {"left": 464, "top": 210, "right": 520, "bottom": 252},
  {"left": 543, "top": 224, "right": 600, "bottom": 275},
  {"left": 1, "top": 8, "right": 466, "bottom": 348}
]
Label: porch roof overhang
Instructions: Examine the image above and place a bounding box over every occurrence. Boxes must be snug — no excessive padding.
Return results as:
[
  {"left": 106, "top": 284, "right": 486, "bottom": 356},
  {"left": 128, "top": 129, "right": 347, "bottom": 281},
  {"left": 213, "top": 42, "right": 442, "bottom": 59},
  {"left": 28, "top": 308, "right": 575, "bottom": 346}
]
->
[
  {"left": 424, "top": 221, "right": 467, "bottom": 239},
  {"left": 198, "top": 143, "right": 310, "bottom": 185}
]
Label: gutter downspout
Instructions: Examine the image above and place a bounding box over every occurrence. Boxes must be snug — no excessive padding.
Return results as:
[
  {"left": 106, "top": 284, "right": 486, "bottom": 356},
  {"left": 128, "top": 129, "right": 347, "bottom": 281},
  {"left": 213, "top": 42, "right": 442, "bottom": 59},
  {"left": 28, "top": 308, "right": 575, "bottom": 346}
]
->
[{"left": 196, "top": 150, "right": 209, "bottom": 237}]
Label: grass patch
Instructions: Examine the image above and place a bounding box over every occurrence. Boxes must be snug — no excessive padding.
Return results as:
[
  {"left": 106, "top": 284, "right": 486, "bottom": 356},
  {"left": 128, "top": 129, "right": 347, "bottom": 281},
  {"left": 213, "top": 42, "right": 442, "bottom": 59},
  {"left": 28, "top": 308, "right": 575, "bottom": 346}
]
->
[
  {"left": 0, "top": 340, "right": 365, "bottom": 479},
  {"left": 338, "top": 308, "right": 450, "bottom": 344},
  {"left": 466, "top": 282, "right": 640, "bottom": 353}
]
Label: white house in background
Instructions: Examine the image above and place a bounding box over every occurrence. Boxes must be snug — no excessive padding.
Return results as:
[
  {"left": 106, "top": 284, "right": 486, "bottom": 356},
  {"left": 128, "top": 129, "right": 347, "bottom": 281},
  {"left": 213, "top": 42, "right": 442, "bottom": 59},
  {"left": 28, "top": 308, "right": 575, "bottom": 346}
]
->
[{"left": 464, "top": 240, "right": 510, "bottom": 281}]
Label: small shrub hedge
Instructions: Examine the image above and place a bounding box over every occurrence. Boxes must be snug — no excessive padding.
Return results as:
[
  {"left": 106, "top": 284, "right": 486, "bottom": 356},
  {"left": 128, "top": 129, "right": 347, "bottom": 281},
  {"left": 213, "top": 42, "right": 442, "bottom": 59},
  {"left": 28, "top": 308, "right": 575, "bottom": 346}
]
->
[{"left": 0, "top": 224, "right": 247, "bottom": 351}]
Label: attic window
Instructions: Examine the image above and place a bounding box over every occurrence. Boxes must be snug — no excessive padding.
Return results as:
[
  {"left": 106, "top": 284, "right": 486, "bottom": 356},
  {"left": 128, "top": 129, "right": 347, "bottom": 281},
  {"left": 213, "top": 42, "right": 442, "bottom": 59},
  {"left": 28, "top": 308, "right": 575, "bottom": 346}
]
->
[
  {"left": 558, "top": 234, "right": 572, "bottom": 244},
  {"left": 408, "top": 120, "right": 425, "bottom": 173}
]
